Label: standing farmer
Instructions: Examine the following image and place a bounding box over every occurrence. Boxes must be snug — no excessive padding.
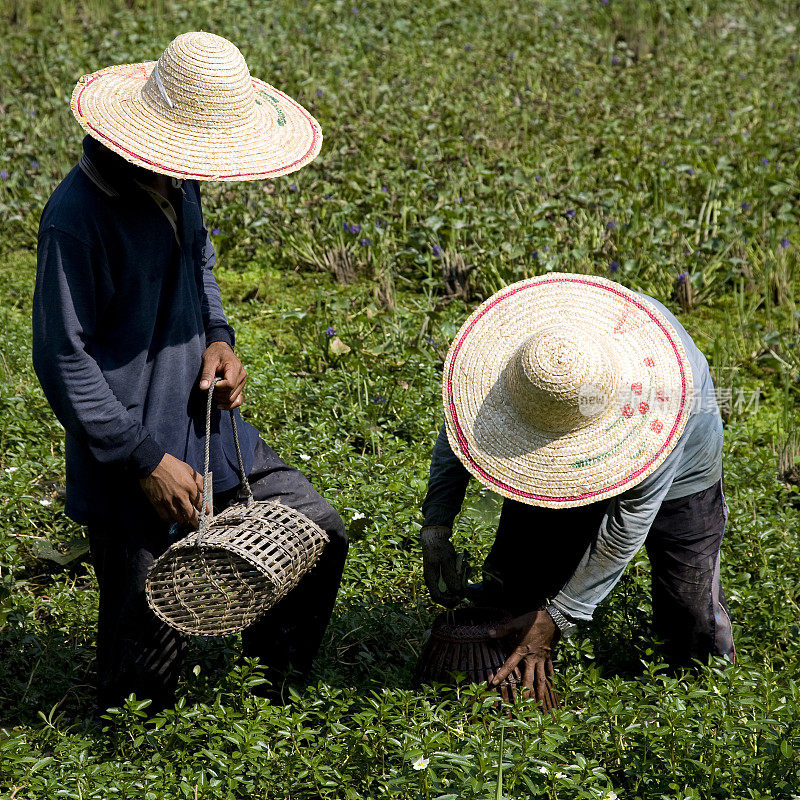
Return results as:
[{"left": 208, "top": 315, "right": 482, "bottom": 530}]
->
[
  {"left": 33, "top": 32, "right": 347, "bottom": 712},
  {"left": 421, "top": 273, "right": 734, "bottom": 709}
]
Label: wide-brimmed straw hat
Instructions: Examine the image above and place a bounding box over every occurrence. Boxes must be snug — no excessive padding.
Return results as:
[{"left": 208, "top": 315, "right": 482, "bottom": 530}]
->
[
  {"left": 70, "top": 31, "right": 322, "bottom": 181},
  {"left": 443, "top": 273, "right": 694, "bottom": 508}
]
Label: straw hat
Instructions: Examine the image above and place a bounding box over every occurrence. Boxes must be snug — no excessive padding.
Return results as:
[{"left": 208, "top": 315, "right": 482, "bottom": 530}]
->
[
  {"left": 443, "top": 273, "right": 694, "bottom": 508},
  {"left": 71, "top": 32, "right": 322, "bottom": 181}
]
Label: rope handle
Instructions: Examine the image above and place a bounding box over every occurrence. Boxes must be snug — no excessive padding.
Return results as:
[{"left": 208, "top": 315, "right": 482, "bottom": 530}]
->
[{"left": 197, "top": 377, "right": 254, "bottom": 544}]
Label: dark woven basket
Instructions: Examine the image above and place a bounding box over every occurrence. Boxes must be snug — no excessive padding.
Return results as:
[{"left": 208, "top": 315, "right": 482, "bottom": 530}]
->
[
  {"left": 415, "top": 607, "right": 521, "bottom": 696},
  {"left": 144, "top": 379, "right": 328, "bottom": 636}
]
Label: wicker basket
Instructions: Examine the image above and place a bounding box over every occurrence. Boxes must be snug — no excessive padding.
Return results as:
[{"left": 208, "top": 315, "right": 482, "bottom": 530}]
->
[
  {"left": 145, "top": 380, "right": 329, "bottom": 636},
  {"left": 415, "top": 606, "right": 521, "bottom": 697}
]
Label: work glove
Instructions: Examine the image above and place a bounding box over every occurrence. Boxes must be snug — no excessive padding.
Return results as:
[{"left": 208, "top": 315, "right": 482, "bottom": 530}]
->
[{"left": 420, "top": 525, "right": 469, "bottom": 607}]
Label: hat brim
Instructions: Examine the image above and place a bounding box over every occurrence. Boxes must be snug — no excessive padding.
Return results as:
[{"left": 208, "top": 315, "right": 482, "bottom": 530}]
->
[
  {"left": 71, "top": 62, "right": 322, "bottom": 181},
  {"left": 443, "top": 274, "right": 694, "bottom": 508}
]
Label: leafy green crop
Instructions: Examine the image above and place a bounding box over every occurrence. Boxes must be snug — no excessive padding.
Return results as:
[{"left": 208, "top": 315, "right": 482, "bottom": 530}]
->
[{"left": 2, "top": 0, "right": 800, "bottom": 797}]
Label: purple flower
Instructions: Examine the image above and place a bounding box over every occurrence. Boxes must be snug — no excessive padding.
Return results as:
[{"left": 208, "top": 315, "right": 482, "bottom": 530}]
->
[
  {"left": 601, "top": 0, "right": 609, "bottom": 4},
  {"left": 343, "top": 222, "right": 351, "bottom": 233},
  {"left": 677, "top": 272, "right": 689, "bottom": 284},
  {"left": 741, "top": 202, "right": 751, "bottom": 211},
  {"left": 432, "top": 244, "right": 444, "bottom": 257},
  {"left": 660, "top": 160, "right": 666, "bottom": 166},
  {"left": 534, "top": 175, "right": 541, "bottom": 181},
  {"left": 375, "top": 218, "right": 387, "bottom": 228},
  {"left": 425, "top": 336, "right": 436, "bottom": 346},
  {"left": 352, "top": 5, "right": 358, "bottom": 13},
  {"left": 326, "top": 326, "right": 336, "bottom": 337},
  {"left": 0, "top": 170, "right": 8, "bottom": 180},
  {"left": 685, "top": 168, "right": 695, "bottom": 176},
  {"left": 371, "top": 395, "right": 386, "bottom": 404},
  {"left": 611, "top": 56, "right": 619, "bottom": 65},
  {"left": 780, "top": 238, "right": 791, "bottom": 249},
  {"left": 532, "top": 250, "right": 539, "bottom": 259},
  {"left": 465, "top": 44, "right": 472, "bottom": 51},
  {"left": 324, "top": 193, "right": 333, "bottom": 199},
  {"left": 565, "top": 209, "right": 576, "bottom": 219},
  {"left": 760, "top": 157, "right": 769, "bottom": 167},
  {"left": 316, "top": 89, "right": 323, "bottom": 97},
  {"left": 544, "top": 246, "right": 550, "bottom": 251},
  {"left": 606, "top": 220, "right": 618, "bottom": 230},
  {"left": 350, "top": 224, "right": 361, "bottom": 234},
  {"left": 456, "top": 196, "right": 463, "bottom": 203},
  {"left": 289, "top": 183, "right": 298, "bottom": 191},
  {"left": 31, "top": 159, "right": 38, "bottom": 169},
  {"left": 211, "top": 227, "right": 221, "bottom": 236},
  {"left": 360, "top": 237, "right": 371, "bottom": 247},
  {"left": 381, "top": 186, "right": 388, "bottom": 192},
  {"left": 609, "top": 261, "right": 619, "bottom": 273}
]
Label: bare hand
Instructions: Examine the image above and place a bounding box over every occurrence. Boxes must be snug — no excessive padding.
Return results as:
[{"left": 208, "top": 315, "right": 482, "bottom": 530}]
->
[
  {"left": 488, "top": 610, "right": 560, "bottom": 712},
  {"left": 140, "top": 453, "right": 205, "bottom": 528},
  {"left": 199, "top": 342, "right": 246, "bottom": 410}
]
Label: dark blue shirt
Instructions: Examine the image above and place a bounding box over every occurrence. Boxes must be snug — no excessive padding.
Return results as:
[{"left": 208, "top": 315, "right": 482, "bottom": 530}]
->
[{"left": 33, "top": 136, "right": 258, "bottom": 524}]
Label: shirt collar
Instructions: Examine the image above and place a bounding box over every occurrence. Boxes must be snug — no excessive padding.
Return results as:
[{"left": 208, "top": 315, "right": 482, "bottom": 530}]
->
[{"left": 78, "top": 135, "right": 184, "bottom": 198}]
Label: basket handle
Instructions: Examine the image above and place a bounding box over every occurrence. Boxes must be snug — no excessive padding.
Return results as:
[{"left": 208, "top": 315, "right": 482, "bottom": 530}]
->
[{"left": 197, "top": 377, "right": 254, "bottom": 543}]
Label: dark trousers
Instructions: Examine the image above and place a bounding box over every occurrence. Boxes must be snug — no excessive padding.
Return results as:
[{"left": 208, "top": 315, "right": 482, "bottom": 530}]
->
[
  {"left": 481, "top": 479, "right": 734, "bottom": 666},
  {"left": 88, "top": 439, "right": 348, "bottom": 711}
]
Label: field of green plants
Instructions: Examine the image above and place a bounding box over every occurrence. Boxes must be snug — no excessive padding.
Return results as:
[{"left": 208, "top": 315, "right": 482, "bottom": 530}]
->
[{"left": 2, "top": 0, "right": 800, "bottom": 797}]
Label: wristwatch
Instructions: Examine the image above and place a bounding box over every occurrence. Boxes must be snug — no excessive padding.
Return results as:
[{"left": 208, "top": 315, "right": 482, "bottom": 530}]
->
[{"left": 546, "top": 604, "right": 578, "bottom": 639}]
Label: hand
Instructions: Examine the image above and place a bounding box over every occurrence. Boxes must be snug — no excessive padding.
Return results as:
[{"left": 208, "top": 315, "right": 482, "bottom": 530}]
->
[
  {"left": 140, "top": 453, "right": 205, "bottom": 528},
  {"left": 488, "top": 610, "right": 560, "bottom": 712},
  {"left": 199, "top": 342, "right": 246, "bottom": 410},
  {"left": 420, "top": 526, "right": 468, "bottom": 607}
]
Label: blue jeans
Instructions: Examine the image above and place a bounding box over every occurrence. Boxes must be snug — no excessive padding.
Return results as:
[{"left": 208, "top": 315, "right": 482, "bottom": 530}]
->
[{"left": 482, "top": 479, "right": 734, "bottom": 666}]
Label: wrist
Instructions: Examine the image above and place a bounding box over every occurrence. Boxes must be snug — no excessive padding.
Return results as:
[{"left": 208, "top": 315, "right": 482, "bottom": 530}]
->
[
  {"left": 545, "top": 604, "right": 578, "bottom": 639},
  {"left": 420, "top": 525, "right": 452, "bottom": 543}
]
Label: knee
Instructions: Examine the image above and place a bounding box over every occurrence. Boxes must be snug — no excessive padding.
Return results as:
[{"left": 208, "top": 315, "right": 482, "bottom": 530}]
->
[{"left": 314, "top": 502, "right": 348, "bottom": 555}]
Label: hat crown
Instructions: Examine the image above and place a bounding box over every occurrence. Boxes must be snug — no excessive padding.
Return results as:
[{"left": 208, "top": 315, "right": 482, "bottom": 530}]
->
[
  {"left": 506, "top": 326, "right": 617, "bottom": 434},
  {"left": 142, "top": 32, "right": 258, "bottom": 126}
]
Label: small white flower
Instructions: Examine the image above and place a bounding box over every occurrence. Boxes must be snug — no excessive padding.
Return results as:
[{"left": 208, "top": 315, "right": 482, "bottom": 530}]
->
[
  {"left": 556, "top": 772, "right": 567, "bottom": 780},
  {"left": 412, "top": 756, "right": 429, "bottom": 771},
  {"left": 352, "top": 511, "right": 366, "bottom": 520},
  {"left": 299, "top": 454, "right": 311, "bottom": 462},
  {"left": 538, "top": 766, "right": 549, "bottom": 775},
  {"left": 39, "top": 499, "right": 52, "bottom": 507},
  {"left": 4, "top": 467, "right": 18, "bottom": 474}
]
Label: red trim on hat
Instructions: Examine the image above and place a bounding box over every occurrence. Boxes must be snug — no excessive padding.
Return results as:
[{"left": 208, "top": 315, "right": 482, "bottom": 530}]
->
[
  {"left": 445, "top": 275, "right": 689, "bottom": 503},
  {"left": 75, "top": 73, "right": 319, "bottom": 179}
]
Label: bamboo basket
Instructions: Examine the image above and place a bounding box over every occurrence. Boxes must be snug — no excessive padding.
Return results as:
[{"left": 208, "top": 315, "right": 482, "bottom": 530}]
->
[
  {"left": 415, "top": 606, "right": 521, "bottom": 697},
  {"left": 145, "top": 379, "right": 328, "bottom": 636}
]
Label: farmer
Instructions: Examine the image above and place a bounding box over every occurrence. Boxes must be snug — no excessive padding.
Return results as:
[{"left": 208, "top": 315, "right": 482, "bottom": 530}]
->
[
  {"left": 420, "top": 273, "right": 734, "bottom": 710},
  {"left": 32, "top": 32, "right": 347, "bottom": 712}
]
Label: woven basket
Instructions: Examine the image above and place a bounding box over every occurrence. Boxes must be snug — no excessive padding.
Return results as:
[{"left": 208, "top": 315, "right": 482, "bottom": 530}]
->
[
  {"left": 415, "top": 607, "right": 521, "bottom": 697},
  {"left": 145, "top": 379, "right": 328, "bottom": 636}
]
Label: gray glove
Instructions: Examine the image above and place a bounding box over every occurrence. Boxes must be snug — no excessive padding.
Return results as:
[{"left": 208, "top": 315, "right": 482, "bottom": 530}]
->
[{"left": 420, "top": 525, "right": 470, "bottom": 607}]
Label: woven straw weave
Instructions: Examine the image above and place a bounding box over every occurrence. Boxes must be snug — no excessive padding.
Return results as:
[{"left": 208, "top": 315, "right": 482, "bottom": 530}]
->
[
  {"left": 147, "top": 500, "right": 328, "bottom": 636},
  {"left": 416, "top": 607, "right": 520, "bottom": 696},
  {"left": 71, "top": 31, "right": 322, "bottom": 181}
]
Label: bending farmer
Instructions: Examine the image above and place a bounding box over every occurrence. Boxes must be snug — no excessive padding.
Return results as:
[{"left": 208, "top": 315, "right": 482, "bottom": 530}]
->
[{"left": 420, "top": 273, "right": 734, "bottom": 710}]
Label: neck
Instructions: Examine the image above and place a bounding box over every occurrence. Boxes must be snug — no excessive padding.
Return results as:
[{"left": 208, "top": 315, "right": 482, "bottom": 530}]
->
[{"left": 149, "top": 173, "right": 172, "bottom": 200}]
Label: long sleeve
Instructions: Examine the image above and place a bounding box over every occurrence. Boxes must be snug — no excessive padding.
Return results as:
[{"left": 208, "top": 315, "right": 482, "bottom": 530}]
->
[
  {"left": 32, "top": 228, "right": 165, "bottom": 476},
  {"left": 199, "top": 230, "right": 235, "bottom": 349},
  {"left": 550, "top": 435, "right": 688, "bottom": 622},
  {"left": 421, "top": 423, "right": 472, "bottom": 527}
]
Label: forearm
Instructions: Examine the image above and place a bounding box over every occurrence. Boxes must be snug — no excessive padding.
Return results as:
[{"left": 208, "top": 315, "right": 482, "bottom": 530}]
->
[{"left": 421, "top": 422, "right": 471, "bottom": 527}]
